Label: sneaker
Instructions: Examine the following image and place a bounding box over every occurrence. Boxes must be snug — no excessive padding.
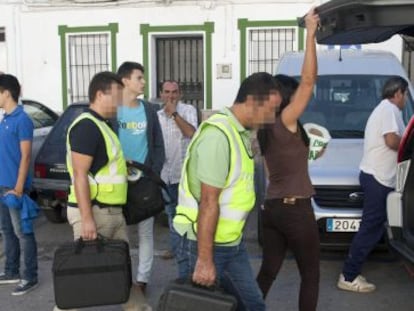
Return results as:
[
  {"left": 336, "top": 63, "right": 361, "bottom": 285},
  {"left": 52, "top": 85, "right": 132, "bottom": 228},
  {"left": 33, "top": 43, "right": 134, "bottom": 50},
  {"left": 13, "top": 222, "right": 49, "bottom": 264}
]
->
[
  {"left": 337, "top": 273, "right": 376, "bottom": 293},
  {"left": 0, "top": 273, "right": 20, "bottom": 285},
  {"left": 11, "top": 280, "right": 38, "bottom": 296}
]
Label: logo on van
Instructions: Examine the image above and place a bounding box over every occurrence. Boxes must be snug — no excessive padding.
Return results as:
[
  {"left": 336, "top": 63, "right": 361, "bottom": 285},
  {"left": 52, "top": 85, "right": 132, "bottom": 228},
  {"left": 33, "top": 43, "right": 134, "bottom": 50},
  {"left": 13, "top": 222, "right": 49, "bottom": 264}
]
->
[{"left": 349, "top": 192, "right": 363, "bottom": 202}]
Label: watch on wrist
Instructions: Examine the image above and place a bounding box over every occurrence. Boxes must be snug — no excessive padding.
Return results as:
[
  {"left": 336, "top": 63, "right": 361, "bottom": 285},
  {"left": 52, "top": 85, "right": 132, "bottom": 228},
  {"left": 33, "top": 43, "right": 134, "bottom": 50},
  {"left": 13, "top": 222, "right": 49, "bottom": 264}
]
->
[{"left": 171, "top": 111, "right": 179, "bottom": 120}]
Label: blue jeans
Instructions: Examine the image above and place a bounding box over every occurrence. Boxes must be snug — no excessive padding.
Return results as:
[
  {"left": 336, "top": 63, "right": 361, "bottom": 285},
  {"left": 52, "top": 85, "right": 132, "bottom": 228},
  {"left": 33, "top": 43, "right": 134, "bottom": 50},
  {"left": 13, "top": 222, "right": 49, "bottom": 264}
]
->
[
  {"left": 0, "top": 187, "right": 38, "bottom": 282},
  {"left": 342, "top": 171, "right": 393, "bottom": 281},
  {"left": 163, "top": 183, "right": 180, "bottom": 255},
  {"left": 178, "top": 235, "right": 266, "bottom": 311}
]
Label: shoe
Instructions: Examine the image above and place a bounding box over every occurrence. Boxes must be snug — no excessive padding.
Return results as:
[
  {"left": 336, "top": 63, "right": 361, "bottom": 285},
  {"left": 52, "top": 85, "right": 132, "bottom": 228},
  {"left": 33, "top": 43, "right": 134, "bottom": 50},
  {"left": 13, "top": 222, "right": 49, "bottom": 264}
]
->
[
  {"left": 337, "top": 273, "right": 376, "bottom": 293},
  {"left": 0, "top": 273, "right": 20, "bottom": 285},
  {"left": 11, "top": 280, "right": 38, "bottom": 296},
  {"left": 160, "top": 250, "right": 175, "bottom": 260},
  {"left": 136, "top": 281, "right": 147, "bottom": 295}
]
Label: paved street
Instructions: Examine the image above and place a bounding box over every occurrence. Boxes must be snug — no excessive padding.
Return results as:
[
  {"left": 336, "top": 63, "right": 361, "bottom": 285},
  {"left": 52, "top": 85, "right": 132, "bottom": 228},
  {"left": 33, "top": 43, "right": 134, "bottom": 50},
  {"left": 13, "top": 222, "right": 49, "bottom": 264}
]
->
[{"left": 0, "top": 209, "right": 413, "bottom": 311}]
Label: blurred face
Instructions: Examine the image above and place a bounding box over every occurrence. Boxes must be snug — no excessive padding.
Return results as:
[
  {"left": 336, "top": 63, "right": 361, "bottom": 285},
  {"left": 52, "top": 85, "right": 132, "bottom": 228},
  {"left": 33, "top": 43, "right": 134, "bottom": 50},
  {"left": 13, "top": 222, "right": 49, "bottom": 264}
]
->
[
  {"left": 249, "top": 91, "right": 281, "bottom": 127},
  {"left": 160, "top": 81, "right": 180, "bottom": 104},
  {"left": 123, "top": 69, "right": 145, "bottom": 96},
  {"left": 100, "top": 83, "right": 124, "bottom": 117}
]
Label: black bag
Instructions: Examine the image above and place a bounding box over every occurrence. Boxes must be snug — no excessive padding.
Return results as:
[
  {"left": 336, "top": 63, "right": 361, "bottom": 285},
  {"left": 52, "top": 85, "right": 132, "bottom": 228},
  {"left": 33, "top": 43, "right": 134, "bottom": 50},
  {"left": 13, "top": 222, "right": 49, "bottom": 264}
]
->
[
  {"left": 157, "top": 279, "right": 237, "bottom": 311},
  {"left": 52, "top": 236, "right": 132, "bottom": 309},
  {"left": 124, "top": 161, "right": 168, "bottom": 225}
]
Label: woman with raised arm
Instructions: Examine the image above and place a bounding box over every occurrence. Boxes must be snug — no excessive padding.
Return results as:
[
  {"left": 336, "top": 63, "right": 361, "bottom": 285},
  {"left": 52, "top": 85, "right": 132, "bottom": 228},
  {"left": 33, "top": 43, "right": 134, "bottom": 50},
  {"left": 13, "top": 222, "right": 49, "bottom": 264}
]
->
[{"left": 256, "top": 7, "right": 320, "bottom": 311}]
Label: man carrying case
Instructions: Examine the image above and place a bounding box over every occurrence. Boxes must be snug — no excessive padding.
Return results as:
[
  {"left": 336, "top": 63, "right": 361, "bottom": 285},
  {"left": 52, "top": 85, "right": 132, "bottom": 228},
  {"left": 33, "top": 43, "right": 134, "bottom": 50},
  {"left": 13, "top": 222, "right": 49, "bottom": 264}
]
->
[
  {"left": 52, "top": 236, "right": 132, "bottom": 309},
  {"left": 157, "top": 279, "right": 237, "bottom": 311}
]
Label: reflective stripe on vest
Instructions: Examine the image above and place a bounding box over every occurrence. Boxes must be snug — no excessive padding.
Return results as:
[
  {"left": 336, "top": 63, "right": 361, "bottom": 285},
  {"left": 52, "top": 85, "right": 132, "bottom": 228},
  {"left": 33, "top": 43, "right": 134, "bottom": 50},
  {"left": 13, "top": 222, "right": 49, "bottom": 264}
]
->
[
  {"left": 174, "top": 113, "right": 255, "bottom": 243},
  {"left": 66, "top": 112, "right": 127, "bottom": 205}
]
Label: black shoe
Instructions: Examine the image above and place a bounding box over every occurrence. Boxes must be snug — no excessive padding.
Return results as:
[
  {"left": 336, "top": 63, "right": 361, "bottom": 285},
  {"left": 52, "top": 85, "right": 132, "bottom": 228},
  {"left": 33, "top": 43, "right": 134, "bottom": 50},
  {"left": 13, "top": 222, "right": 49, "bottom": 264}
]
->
[
  {"left": 12, "top": 280, "right": 38, "bottom": 296},
  {"left": 0, "top": 273, "right": 20, "bottom": 285}
]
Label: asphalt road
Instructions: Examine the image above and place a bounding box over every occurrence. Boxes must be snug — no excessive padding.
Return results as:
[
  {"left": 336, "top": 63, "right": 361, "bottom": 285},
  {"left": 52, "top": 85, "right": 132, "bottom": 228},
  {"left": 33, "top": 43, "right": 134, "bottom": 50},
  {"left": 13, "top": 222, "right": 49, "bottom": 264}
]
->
[{"left": 0, "top": 209, "right": 413, "bottom": 311}]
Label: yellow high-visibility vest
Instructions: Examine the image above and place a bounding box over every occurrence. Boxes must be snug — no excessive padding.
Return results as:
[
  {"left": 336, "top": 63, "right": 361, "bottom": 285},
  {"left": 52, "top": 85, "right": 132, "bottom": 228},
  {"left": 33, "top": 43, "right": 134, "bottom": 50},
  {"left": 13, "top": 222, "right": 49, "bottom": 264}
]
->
[
  {"left": 174, "top": 113, "right": 255, "bottom": 243},
  {"left": 66, "top": 112, "right": 127, "bottom": 205}
]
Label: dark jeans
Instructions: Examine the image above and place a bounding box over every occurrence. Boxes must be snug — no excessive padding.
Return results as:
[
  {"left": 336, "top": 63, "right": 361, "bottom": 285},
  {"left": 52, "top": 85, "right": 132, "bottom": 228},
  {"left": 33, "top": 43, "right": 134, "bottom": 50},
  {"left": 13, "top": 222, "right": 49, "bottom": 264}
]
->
[
  {"left": 0, "top": 187, "right": 38, "bottom": 282},
  {"left": 163, "top": 183, "right": 180, "bottom": 255},
  {"left": 177, "top": 235, "right": 266, "bottom": 311},
  {"left": 342, "top": 171, "right": 393, "bottom": 281},
  {"left": 257, "top": 198, "right": 320, "bottom": 311}
]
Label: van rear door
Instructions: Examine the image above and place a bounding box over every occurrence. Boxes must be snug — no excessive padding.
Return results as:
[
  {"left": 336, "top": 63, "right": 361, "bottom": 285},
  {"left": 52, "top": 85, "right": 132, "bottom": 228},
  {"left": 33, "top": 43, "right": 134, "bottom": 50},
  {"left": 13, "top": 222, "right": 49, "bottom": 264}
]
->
[{"left": 298, "top": 0, "right": 414, "bottom": 45}]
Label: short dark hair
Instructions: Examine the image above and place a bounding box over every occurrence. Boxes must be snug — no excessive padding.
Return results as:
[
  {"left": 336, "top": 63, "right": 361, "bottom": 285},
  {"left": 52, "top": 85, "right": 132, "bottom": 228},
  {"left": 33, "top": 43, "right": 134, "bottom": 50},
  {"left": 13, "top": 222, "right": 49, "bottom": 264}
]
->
[
  {"left": 234, "top": 72, "right": 277, "bottom": 104},
  {"left": 88, "top": 71, "right": 123, "bottom": 103},
  {"left": 0, "top": 74, "right": 20, "bottom": 102},
  {"left": 161, "top": 80, "right": 181, "bottom": 92},
  {"left": 382, "top": 76, "right": 408, "bottom": 99},
  {"left": 116, "top": 61, "right": 145, "bottom": 79}
]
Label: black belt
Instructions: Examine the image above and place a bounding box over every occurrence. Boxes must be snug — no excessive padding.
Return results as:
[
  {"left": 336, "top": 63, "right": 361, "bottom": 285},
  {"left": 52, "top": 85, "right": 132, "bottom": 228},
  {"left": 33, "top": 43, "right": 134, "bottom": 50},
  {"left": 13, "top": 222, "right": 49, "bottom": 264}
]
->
[{"left": 271, "top": 197, "right": 309, "bottom": 205}]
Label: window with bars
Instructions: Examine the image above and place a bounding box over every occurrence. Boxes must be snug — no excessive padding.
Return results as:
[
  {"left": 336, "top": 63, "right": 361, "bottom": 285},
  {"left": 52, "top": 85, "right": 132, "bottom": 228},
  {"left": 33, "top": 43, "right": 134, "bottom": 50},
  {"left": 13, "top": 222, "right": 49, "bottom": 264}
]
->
[
  {"left": 67, "top": 33, "right": 110, "bottom": 103},
  {"left": 0, "top": 28, "right": 5, "bottom": 42},
  {"left": 248, "top": 27, "right": 296, "bottom": 74}
]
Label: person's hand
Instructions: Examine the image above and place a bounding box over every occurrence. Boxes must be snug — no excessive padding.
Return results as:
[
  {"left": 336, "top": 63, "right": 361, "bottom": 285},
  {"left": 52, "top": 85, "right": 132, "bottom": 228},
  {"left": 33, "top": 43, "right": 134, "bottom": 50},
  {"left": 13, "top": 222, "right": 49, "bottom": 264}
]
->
[
  {"left": 192, "top": 258, "right": 216, "bottom": 287},
  {"left": 81, "top": 217, "right": 97, "bottom": 240},
  {"left": 163, "top": 99, "right": 178, "bottom": 117},
  {"left": 304, "top": 7, "right": 320, "bottom": 37},
  {"left": 5, "top": 188, "right": 23, "bottom": 197}
]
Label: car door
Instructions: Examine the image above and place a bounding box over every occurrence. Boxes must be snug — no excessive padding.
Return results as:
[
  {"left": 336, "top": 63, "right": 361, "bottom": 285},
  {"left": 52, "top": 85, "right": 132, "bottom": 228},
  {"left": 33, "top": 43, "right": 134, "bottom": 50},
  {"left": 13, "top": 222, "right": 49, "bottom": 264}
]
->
[{"left": 386, "top": 118, "right": 414, "bottom": 264}]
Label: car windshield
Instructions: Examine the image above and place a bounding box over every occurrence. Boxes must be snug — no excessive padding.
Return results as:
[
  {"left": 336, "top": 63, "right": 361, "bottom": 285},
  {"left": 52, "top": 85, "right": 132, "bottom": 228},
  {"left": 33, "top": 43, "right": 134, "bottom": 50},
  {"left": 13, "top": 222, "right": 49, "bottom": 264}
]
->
[
  {"left": 22, "top": 100, "right": 58, "bottom": 129},
  {"left": 297, "top": 75, "right": 414, "bottom": 138},
  {"left": 46, "top": 105, "right": 89, "bottom": 145}
]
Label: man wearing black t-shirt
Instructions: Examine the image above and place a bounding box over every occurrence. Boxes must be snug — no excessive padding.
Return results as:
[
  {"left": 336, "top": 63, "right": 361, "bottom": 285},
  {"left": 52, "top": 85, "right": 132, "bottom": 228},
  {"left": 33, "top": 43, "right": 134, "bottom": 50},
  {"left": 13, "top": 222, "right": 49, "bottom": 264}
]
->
[{"left": 53, "top": 71, "right": 150, "bottom": 311}]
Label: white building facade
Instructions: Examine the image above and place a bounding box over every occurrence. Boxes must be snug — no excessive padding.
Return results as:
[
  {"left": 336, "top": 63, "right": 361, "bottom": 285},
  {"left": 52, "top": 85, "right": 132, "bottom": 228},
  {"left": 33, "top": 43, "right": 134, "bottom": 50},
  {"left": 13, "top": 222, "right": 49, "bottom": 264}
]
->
[{"left": 0, "top": 0, "right": 406, "bottom": 112}]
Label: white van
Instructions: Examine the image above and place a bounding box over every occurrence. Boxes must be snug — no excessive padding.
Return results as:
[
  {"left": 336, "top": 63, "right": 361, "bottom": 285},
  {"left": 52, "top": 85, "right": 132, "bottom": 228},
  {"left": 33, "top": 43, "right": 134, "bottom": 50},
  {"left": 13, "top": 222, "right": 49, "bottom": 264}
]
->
[{"left": 271, "top": 49, "right": 414, "bottom": 247}]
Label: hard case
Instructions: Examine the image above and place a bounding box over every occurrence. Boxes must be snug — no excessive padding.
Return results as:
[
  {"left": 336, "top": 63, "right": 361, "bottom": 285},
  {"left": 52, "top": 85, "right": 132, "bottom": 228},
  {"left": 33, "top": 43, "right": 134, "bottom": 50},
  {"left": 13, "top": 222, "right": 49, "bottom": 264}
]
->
[
  {"left": 52, "top": 237, "right": 132, "bottom": 309},
  {"left": 157, "top": 279, "right": 237, "bottom": 311}
]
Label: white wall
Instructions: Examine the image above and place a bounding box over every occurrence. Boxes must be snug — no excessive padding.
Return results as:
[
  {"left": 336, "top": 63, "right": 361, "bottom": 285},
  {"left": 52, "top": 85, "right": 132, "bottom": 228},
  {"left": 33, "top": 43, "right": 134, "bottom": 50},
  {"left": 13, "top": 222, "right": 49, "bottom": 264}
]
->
[{"left": 0, "top": 1, "right": 404, "bottom": 112}]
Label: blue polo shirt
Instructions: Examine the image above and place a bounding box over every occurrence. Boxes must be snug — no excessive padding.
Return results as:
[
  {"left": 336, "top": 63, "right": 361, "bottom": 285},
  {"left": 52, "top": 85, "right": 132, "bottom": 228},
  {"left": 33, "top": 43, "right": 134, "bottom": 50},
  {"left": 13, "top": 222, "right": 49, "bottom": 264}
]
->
[{"left": 0, "top": 105, "right": 34, "bottom": 189}]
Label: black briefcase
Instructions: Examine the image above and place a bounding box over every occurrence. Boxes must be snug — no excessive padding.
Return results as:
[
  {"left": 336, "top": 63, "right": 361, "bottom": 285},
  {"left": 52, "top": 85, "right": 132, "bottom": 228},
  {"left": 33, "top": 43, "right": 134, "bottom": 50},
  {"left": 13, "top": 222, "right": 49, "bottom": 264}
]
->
[
  {"left": 157, "top": 279, "right": 237, "bottom": 311},
  {"left": 52, "top": 236, "right": 132, "bottom": 309}
]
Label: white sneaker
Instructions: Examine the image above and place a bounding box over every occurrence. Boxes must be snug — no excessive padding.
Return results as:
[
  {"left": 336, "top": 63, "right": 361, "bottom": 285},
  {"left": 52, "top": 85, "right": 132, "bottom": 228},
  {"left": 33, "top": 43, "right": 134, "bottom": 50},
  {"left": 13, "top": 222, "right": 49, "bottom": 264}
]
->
[{"left": 337, "top": 273, "right": 376, "bottom": 293}]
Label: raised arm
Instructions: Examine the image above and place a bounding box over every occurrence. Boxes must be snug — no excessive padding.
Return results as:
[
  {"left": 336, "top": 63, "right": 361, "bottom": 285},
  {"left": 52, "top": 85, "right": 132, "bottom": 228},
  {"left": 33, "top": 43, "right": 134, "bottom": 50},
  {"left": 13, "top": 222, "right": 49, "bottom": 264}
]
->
[{"left": 281, "top": 7, "right": 319, "bottom": 131}]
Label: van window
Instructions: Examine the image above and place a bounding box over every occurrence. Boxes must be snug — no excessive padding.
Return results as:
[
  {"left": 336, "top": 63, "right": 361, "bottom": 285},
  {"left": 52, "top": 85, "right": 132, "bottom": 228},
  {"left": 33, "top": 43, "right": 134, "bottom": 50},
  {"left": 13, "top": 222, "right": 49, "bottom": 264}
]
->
[{"left": 298, "top": 75, "right": 414, "bottom": 138}]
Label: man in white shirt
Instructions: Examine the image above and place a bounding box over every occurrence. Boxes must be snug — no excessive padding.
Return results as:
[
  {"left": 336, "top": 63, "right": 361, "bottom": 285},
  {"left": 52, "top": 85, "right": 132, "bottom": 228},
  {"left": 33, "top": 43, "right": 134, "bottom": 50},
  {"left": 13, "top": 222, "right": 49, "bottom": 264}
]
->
[
  {"left": 157, "top": 81, "right": 198, "bottom": 264},
  {"left": 338, "top": 76, "right": 408, "bottom": 293}
]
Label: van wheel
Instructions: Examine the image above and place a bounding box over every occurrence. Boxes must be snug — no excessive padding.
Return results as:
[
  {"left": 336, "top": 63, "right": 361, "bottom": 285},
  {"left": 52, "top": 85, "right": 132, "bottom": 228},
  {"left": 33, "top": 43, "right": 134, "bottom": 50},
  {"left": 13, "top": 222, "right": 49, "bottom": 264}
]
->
[{"left": 43, "top": 205, "right": 67, "bottom": 223}]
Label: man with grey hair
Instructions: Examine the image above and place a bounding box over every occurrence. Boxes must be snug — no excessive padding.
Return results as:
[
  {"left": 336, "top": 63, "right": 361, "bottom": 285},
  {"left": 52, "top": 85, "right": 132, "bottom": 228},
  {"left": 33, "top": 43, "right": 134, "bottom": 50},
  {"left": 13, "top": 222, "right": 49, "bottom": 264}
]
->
[{"left": 338, "top": 76, "right": 408, "bottom": 293}]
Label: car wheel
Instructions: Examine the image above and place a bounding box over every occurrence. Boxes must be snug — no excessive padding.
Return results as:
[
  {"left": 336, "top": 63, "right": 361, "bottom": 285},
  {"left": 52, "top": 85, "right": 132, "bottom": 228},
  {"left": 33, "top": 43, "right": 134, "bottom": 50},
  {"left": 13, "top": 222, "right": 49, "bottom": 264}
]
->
[{"left": 43, "top": 205, "right": 67, "bottom": 223}]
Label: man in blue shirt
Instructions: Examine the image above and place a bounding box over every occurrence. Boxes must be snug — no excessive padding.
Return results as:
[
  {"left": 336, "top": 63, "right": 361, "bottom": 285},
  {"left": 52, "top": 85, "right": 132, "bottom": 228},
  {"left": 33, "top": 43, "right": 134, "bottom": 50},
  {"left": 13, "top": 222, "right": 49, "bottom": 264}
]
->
[
  {"left": 0, "top": 74, "right": 37, "bottom": 295},
  {"left": 117, "top": 61, "right": 165, "bottom": 295}
]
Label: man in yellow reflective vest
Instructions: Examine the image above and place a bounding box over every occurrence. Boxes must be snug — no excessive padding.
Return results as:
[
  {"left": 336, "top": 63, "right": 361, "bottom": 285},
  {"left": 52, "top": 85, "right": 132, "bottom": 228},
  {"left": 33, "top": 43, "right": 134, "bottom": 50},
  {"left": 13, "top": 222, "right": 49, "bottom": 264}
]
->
[
  {"left": 173, "top": 72, "right": 280, "bottom": 310},
  {"left": 54, "top": 72, "right": 150, "bottom": 311}
]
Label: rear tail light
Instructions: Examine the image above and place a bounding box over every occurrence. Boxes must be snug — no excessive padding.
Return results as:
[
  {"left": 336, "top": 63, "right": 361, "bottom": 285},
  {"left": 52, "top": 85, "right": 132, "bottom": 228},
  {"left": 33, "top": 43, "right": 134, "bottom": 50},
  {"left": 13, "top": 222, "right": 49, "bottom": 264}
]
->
[
  {"left": 54, "top": 190, "right": 68, "bottom": 200},
  {"left": 34, "top": 163, "right": 47, "bottom": 178}
]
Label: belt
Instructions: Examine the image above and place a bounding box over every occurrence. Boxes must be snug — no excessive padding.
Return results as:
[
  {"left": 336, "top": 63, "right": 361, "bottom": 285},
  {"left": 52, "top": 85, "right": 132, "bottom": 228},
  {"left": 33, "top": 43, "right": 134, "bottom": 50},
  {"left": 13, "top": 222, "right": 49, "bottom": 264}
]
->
[
  {"left": 272, "top": 197, "right": 309, "bottom": 205},
  {"left": 283, "top": 197, "right": 297, "bottom": 205}
]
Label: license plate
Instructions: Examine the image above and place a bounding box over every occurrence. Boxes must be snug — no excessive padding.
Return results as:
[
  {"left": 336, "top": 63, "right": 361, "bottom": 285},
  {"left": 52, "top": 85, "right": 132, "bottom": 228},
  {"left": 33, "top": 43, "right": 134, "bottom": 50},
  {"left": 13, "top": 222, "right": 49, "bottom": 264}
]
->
[{"left": 326, "top": 218, "right": 361, "bottom": 232}]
